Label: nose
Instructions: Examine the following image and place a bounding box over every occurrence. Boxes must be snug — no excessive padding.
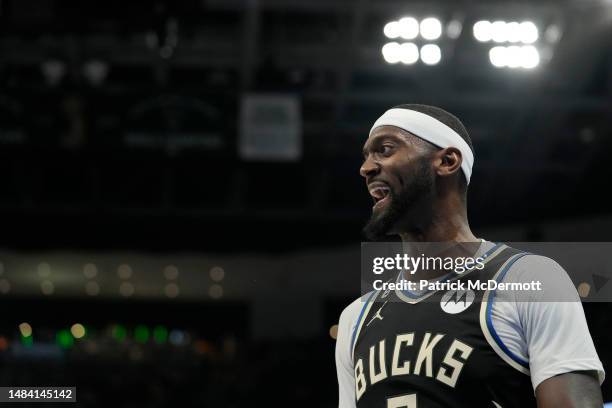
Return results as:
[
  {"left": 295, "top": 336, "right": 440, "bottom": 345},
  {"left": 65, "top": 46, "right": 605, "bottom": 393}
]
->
[{"left": 360, "top": 155, "right": 380, "bottom": 179}]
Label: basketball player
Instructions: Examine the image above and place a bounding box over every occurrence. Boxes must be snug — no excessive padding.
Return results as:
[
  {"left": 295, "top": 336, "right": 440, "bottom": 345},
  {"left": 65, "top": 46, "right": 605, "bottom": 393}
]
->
[{"left": 335, "top": 105, "right": 605, "bottom": 407}]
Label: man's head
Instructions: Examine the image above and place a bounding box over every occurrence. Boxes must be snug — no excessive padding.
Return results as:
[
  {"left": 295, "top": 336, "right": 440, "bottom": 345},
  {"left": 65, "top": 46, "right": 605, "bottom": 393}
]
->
[{"left": 360, "top": 104, "right": 474, "bottom": 240}]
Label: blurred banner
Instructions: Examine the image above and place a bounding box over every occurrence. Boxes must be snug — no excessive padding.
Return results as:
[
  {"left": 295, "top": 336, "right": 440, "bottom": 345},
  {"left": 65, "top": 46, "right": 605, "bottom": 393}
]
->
[{"left": 239, "top": 94, "right": 302, "bottom": 161}]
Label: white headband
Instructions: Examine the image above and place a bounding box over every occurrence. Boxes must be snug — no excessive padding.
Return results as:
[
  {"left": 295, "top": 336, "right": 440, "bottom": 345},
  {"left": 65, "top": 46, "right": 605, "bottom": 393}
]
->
[{"left": 369, "top": 108, "right": 474, "bottom": 184}]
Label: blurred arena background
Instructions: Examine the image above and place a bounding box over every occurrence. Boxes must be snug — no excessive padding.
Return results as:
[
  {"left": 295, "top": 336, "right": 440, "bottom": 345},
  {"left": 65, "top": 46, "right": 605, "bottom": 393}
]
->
[{"left": 0, "top": 0, "right": 612, "bottom": 406}]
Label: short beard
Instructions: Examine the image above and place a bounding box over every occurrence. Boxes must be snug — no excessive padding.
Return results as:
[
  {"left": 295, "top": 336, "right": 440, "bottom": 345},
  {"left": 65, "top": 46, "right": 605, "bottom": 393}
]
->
[{"left": 362, "top": 158, "right": 434, "bottom": 241}]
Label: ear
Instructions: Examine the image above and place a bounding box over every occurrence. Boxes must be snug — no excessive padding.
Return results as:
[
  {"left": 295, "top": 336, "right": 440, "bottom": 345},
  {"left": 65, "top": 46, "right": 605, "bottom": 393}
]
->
[{"left": 434, "top": 147, "right": 463, "bottom": 178}]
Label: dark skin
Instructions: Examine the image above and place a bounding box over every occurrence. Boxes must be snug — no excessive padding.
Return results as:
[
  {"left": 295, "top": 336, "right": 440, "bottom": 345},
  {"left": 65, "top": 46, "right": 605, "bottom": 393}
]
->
[
  {"left": 536, "top": 371, "right": 603, "bottom": 408},
  {"left": 360, "top": 125, "right": 603, "bottom": 407},
  {"left": 361, "top": 126, "right": 476, "bottom": 243}
]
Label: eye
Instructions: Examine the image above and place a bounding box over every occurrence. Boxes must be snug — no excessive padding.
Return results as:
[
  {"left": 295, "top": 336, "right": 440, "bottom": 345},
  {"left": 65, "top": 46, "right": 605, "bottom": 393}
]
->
[{"left": 380, "top": 144, "right": 395, "bottom": 156}]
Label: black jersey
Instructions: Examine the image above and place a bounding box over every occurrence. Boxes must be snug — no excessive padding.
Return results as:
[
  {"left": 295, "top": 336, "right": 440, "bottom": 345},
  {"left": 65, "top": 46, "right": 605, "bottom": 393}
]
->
[{"left": 352, "top": 244, "right": 536, "bottom": 408}]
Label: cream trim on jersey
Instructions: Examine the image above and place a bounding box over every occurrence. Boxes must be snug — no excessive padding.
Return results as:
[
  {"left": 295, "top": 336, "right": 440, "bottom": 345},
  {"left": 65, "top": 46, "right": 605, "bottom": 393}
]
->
[
  {"left": 479, "top": 253, "right": 531, "bottom": 375},
  {"left": 351, "top": 290, "right": 381, "bottom": 361}
]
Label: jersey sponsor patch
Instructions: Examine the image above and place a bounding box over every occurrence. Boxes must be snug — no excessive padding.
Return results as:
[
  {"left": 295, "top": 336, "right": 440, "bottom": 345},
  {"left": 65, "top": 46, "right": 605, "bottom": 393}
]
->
[{"left": 440, "top": 289, "right": 475, "bottom": 314}]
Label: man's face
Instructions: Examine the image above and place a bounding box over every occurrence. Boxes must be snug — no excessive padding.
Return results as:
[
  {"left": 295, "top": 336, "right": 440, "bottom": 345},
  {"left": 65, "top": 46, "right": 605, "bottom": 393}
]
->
[{"left": 360, "top": 126, "right": 435, "bottom": 240}]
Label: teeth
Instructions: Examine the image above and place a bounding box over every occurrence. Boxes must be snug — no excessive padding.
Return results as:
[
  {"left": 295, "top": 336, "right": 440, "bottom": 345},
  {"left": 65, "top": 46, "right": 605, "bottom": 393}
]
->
[
  {"left": 368, "top": 182, "right": 390, "bottom": 203},
  {"left": 369, "top": 187, "right": 390, "bottom": 200}
]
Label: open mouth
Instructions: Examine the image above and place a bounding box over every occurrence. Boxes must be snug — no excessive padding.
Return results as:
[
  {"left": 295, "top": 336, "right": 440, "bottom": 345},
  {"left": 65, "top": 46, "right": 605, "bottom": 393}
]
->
[{"left": 368, "top": 181, "right": 391, "bottom": 210}]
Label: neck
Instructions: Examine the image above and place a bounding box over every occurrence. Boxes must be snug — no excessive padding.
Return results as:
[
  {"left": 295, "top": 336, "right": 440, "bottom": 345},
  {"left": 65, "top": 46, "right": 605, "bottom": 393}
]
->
[
  {"left": 397, "top": 199, "right": 479, "bottom": 281},
  {"left": 397, "top": 195, "right": 477, "bottom": 243}
]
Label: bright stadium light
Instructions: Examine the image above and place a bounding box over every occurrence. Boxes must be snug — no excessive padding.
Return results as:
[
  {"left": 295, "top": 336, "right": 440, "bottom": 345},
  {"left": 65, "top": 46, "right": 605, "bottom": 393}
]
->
[
  {"left": 420, "top": 44, "right": 442, "bottom": 65},
  {"left": 506, "top": 22, "right": 521, "bottom": 43},
  {"left": 399, "top": 42, "right": 419, "bottom": 64},
  {"left": 398, "top": 17, "right": 419, "bottom": 40},
  {"left": 473, "top": 20, "right": 492, "bottom": 42},
  {"left": 491, "top": 20, "right": 508, "bottom": 43},
  {"left": 384, "top": 21, "right": 401, "bottom": 39},
  {"left": 489, "top": 46, "right": 508, "bottom": 67},
  {"left": 506, "top": 45, "right": 523, "bottom": 68},
  {"left": 420, "top": 17, "right": 442, "bottom": 40},
  {"left": 489, "top": 45, "right": 540, "bottom": 69},
  {"left": 475, "top": 19, "right": 541, "bottom": 46},
  {"left": 519, "top": 21, "right": 538, "bottom": 43},
  {"left": 519, "top": 45, "right": 540, "bottom": 68},
  {"left": 382, "top": 42, "right": 402, "bottom": 64}
]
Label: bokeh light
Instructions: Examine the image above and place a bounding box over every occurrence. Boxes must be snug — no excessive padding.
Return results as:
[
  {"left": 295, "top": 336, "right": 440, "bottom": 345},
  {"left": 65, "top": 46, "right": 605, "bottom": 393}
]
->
[
  {"left": 71, "top": 323, "right": 86, "bottom": 339},
  {"left": 420, "top": 44, "right": 442, "bottom": 65},
  {"left": 420, "top": 17, "right": 442, "bottom": 40}
]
